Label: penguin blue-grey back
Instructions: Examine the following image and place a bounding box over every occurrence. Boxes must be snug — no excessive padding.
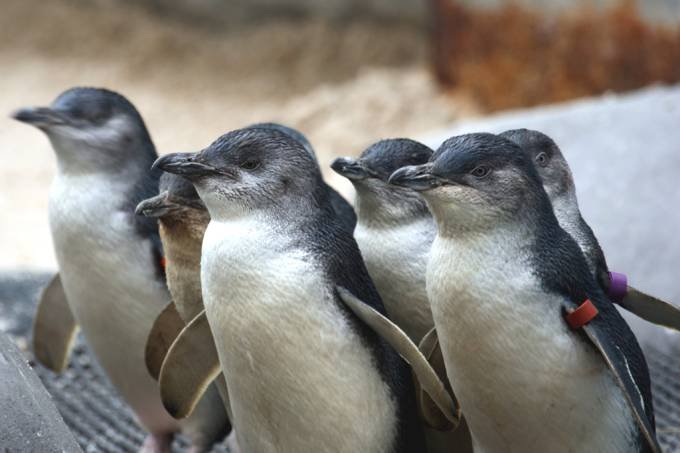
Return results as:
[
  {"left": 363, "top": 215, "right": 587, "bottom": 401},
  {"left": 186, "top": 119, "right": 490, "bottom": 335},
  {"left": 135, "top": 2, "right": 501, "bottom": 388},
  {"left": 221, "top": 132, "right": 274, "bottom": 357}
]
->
[
  {"left": 154, "top": 127, "right": 426, "bottom": 453},
  {"left": 389, "top": 132, "right": 658, "bottom": 452},
  {"left": 12, "top": 87, "right": 229, "bottom": 452}
]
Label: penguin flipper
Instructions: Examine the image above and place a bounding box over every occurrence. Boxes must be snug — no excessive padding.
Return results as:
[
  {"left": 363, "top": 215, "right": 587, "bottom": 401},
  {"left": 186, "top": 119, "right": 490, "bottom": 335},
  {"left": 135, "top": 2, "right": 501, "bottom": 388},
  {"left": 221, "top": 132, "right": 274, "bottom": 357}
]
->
[
  {"left": 159, "top": 309, "right": 221, "bottom": 419},
  {"left": 145, "top": 301, "right": 185, "bottom": 380},
  {"left": 336, "top": 287, "right": 461, "bottom": 427},
  {"left": 417, "top": 328, "right": 456, "bottom": 431},
  {"left": 620, "top": 286, "right": 680, "bottom": 332},
  {"left": 580, "top": 319, "right": 661, "bottom": 452},
  {"left": 32, "top": 273, "right": 79, "bottom": 373}
]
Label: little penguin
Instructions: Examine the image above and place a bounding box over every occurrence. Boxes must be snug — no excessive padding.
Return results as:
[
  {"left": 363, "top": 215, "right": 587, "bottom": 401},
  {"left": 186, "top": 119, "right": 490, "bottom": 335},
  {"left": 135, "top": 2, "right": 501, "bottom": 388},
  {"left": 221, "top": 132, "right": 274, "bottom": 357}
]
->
[
  {"left": 331, "top": 139, "right": 435, "bottom": 342},
  {"left": 136, "top": 173, "right": 210, "bottom": 324},
  {"left": 249, "top": 122, "right": 357, "bottom": 233},
  {"left": 500, "top": 128, "right": 680, "bottom": 330},
  {"left": 153, "top": 127, "right": 426, "bottom": 453},
  {"left": 12, "top": 87, "right": 229, "bottom": 452},
  {"left": 389, "top": 133, "right": 660, "bottom": 452},
  {"left": 333, "top": 140, "right": 473, "bottom": 453},
  {"left": 136, "top": 173, "right": 235, "bottom": 446}
]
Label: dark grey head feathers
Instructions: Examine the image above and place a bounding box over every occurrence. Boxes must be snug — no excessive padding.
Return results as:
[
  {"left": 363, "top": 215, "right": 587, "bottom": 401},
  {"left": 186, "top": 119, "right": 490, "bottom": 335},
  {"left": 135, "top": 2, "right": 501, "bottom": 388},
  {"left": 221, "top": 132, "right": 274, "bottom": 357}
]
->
[
  {"left": 248, "top": 122, "right": 315, "bottom": 160},
  {"left": 136, "top": 173, "right": 206, "bottom": 220},
  {"left": 500, "top": 129, "right": 575, "bottom": 198},
  {"left": 12, "top": 87, "right": 157, "bottom": 170},
  {"left": 248, "top": 122, "right": 356, "bottom": 232},
  {"left": 390, "top": 133, "right": 550, "bottom": 229},
  {"left": 154, "top": 127, "right": 329, "bottom": 220},
  {"left": 332, "top": 139, "right": 434, "bottom": 182},
  {"left": 331, "top": 139, "right": 433, "bottom": 222}
]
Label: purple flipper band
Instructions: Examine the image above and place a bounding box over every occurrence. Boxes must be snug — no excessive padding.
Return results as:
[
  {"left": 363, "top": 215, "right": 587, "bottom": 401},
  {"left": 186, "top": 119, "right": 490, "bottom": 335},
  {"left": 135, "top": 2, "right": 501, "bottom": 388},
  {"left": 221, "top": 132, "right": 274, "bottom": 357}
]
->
[{"left": 608, "top": 271, "right": 628, "bottom": 303}]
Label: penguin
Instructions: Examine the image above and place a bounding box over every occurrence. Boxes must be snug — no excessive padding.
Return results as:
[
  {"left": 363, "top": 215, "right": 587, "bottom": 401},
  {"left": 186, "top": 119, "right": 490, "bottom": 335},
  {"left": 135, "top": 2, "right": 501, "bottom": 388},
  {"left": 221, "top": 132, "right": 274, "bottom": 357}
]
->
[
  {"left": 331, "top": 139, "right": 474, "bottom": 453},
  {"left": 389, "top": 133, "right": 660, "bottom": 452},
  {"left": 153, "top": 127, "right": 426, "bottom": 453},
  {"left": 138, "top": 123, "right": 353, "bottom": 453},
  {"left": 500, "top": 128, "right": 680, "bottom": 330},
  {"left": 249, "top": 122, "right": 357, "bottom": 233},
  {"left": 136, "top": 173, "right": 210, "bottom": 325},
  {"left": 331, "top": 139, "right": 436, "bottom": 343},
  {"left": 12, "top": 87, "right": 229, "bottom": 452},
  {"left": 135, "top": 171, "right": 235, "bottom": 437}
]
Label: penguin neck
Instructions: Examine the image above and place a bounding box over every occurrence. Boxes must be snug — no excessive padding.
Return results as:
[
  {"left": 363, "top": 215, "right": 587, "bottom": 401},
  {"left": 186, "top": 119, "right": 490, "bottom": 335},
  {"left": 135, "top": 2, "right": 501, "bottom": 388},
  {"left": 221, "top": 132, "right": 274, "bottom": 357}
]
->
[
  {"left": 53, "top": 143, "right": 153, "bottom": 179},
  {"left": 354, "top": 181, "right": 431, "bottom": 228},
  {"left": 550, "top": 186, "right": 581, "bottom": 235},
  {"left": 549, "top": 186, "right": 602, "bottom": 277},
  {"left": 159, "top": 214, "right": 208, "bottom": 266}
]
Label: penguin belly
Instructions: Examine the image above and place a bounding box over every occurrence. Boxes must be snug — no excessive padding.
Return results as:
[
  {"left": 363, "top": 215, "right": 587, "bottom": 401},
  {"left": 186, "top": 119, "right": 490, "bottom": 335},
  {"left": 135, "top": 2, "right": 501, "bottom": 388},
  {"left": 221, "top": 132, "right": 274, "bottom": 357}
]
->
[
  {"left": 355, "top": 218, "right": 435, "bottom": 342},
  {"left": 202, "top": 218, "right": 398, "bottom": 453},
  {"left": 49, "top": 175, "right": 178, "bottom": 435},
  {"left": 426, "top": 235, "right": 638, "bottom": 453}
]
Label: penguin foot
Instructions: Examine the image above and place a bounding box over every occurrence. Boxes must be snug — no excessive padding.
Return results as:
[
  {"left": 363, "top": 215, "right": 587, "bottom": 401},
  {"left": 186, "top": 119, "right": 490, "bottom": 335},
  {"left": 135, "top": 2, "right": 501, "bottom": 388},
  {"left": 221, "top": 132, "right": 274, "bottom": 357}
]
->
[{"left": 139, "top": 433, "right": 173, "bottom": 453}]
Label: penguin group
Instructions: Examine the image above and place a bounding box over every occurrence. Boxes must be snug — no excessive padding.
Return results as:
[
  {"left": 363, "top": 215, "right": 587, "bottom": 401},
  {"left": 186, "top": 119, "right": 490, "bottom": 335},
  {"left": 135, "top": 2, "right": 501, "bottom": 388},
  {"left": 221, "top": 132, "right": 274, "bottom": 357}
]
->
[{"left": 12, "top": 87, "right": 680, "bottom": 453}]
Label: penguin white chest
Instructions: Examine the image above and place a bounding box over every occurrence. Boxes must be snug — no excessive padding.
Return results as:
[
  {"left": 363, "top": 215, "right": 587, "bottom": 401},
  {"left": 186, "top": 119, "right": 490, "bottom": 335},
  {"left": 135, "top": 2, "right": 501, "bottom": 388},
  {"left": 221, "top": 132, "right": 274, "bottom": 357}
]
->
[
  {"left": 426, "top": 235, "right": 636, "bottom": 453},
  {"left": 354, "top": 218, "right": 434, "bottom": 341},
  {"left": 48, "top": 173, "right": 175, "bottom": 433},
  {"left": 201, "top": 218, "right": 397, "bottom": 453}
]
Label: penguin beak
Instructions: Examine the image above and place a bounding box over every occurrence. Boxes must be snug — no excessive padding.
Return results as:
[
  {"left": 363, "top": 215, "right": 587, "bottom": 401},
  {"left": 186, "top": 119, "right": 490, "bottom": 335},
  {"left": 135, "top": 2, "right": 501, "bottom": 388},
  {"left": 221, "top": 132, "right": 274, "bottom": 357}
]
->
[
  {"left": 135, "top": 191, "right": 176, "bottom": 218},
  {"left": 388, "top": 164, "right": 442, "bottom": 191},
  {"left": 153, "top": 153, "right": 229, "bottom": 180},
  {"left": 331, "top": 157, "right": 370, "bottom": 180},
  {"left": 11, "top": 107, "right": 70, "bottom": 128}
]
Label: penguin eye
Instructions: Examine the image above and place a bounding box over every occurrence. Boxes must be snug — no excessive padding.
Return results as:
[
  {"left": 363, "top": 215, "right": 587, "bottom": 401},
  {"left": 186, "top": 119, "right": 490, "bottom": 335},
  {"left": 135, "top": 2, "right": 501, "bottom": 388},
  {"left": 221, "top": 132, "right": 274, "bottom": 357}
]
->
[
  {"left": 535, "top": 152, "right": 548, "bottom": 167},
  {"left": 470, "top": 166, "right": 490, "bottom": 178},
  {"left": 240, "top": 159, "right": 260, "bottom": 170}
]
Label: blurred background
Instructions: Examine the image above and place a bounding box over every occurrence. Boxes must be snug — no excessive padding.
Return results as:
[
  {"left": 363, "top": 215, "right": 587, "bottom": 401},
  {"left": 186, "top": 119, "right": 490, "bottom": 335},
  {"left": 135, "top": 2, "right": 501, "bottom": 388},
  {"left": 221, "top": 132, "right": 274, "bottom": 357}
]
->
[
  {"left": 2, "top": 0, "right": 679, "bottom": 270},
  {"left": 1, "top": 0, "right": 680, "bottom": 451}
]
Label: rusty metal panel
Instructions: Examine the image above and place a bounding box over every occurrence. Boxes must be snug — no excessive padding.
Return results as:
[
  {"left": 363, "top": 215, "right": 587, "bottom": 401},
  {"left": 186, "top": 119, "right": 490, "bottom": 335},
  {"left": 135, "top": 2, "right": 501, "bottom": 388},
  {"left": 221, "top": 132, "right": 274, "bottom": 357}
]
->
[{"left": 431, "top": 0, "right": 680, "bottom": 110}]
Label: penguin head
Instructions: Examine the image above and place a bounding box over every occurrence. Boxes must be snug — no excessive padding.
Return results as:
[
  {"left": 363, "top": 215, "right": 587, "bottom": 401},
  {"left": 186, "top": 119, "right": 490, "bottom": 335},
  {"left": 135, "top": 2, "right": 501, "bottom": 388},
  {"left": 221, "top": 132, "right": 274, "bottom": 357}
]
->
[
  {"left": 332, "top": 138, "right": 433, "bottom": 184},
  {"left": 136, "top": 173, "right": 207, "bottom": 224},
  {"left": 12, "top": 87, "right": 155, "bottom": 170},
  {"left": 248, "top": 123, "right": 316, "bottom": 162},
  {"left": 331, "top": 139, "right": 433, "bottom": 220},
  {"left": 389, "top": 133, "right": 547, "bottom": 229},
  {"left": 500, "top": 129, "right": 575, "bottom": 199},
  {"left": 153, "top": 127, "right": 322, "bottom": 220}
]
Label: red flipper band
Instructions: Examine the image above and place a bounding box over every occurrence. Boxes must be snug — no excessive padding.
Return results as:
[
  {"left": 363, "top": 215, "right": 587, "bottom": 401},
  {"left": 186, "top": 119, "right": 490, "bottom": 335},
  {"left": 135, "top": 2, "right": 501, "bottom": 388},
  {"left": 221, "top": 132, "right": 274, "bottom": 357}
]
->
[
  {"left": 566, "top": 299, "right": 599, "bottom": 329},
  {"left": 160, "top": 257, "right": 167, "bottom": 269}
]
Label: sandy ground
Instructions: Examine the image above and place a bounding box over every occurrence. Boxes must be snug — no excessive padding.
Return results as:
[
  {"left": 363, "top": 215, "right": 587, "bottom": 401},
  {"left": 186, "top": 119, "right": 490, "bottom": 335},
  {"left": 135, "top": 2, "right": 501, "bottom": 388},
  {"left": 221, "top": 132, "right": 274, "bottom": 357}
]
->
[{"left": 0, "top": 0, "right": 477, "bottom": 270}]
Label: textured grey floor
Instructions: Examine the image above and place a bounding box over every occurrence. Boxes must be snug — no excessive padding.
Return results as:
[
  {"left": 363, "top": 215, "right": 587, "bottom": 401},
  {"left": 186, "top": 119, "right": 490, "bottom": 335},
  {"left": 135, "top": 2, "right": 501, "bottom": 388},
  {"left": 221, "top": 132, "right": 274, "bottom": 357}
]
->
[
  {"left": 2, "top": 271, "right": 679, "bottom": 451},
  {"left": 0, "top": 272, "right": 230, "bottom": 453}
]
